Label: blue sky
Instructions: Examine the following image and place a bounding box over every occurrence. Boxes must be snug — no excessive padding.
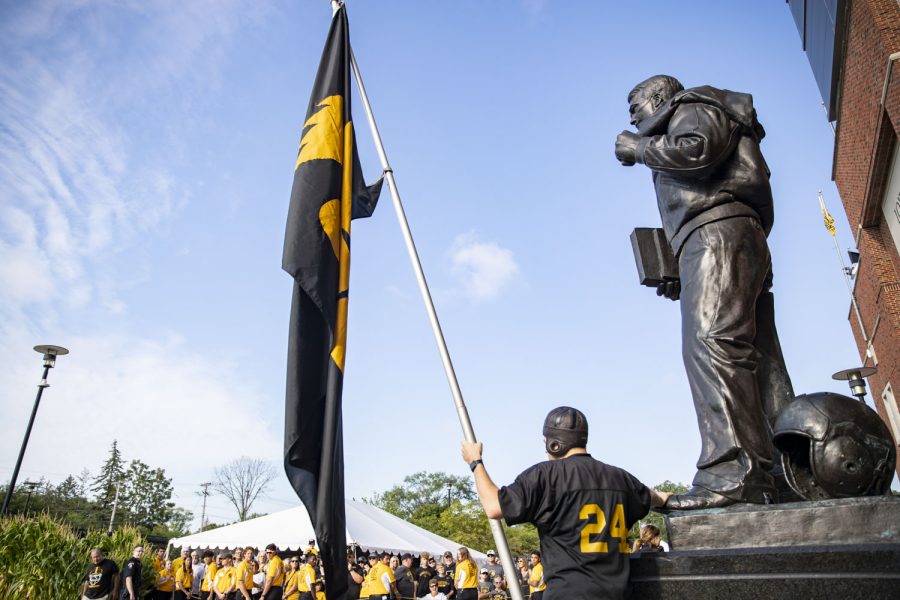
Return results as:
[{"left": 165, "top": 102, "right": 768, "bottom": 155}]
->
[{"left": 0, "top": 0, "right": 870, "bottom": 529}]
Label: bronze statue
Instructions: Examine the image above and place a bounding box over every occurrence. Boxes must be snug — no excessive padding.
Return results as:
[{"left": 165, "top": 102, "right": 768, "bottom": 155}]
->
[{"left": 615, "top": 75, "right": 794, "bottom": 510}]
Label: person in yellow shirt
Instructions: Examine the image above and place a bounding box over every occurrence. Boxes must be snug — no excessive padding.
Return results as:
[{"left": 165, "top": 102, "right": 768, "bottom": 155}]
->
[
  {"left": 173, "top": 548, "right": 189, "bottom": 578},
  {"left": 174, "top": 555, "right": 193, "bottom": 600},
  {"left": 359, "top": 554, "right": 378, "bottom": 599},
  {"left": 201, "top": 551, "right": 218, "bottom": 600},
  {"left": 214, "top": 553, "right": 237, "bottom": 600},
  {"left": 283, "top": 556, "right": 301, "bottom": 600},
  {"left": 297, "top": 554, "right": 318, "bottom": 600},
  {"left": 454, "top": 547, "right": 478, "bottom": 600},
  {"left": 303, "top": 539, "right": 319, "bottom": 557},
  {"left": 364, "top": 552, "right": 398, "bottom": 600},
  {"left": 157, "top": 559, "right": 175, "bottom": 599},
  {"left": 313, "top": 581, "right": 325, "bottom": 600},
  {"left": 153, "top": 548, "right": 166, "bottom": 573},
  {"left": 261, "top": 543, "right": 285, "bottom": 600},
  {"left": 235, "top": 547, "right": 255, "bottom": 600},
  {"left": 527, "top": 551, "right": 546, "bottom": 600}
]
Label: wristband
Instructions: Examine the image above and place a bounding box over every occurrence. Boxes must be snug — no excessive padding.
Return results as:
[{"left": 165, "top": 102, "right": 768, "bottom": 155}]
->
[{"left": 469, "top": 459, "right": 483, "bottom": 472}]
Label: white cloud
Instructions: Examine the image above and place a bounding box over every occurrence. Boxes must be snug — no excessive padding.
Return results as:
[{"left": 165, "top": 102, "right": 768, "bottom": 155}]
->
[
  {"left": 0, "top": 318, "right": 282, "bottom": 524},
  {"left": 448, "top": 232, "right": 519, "bottom": 301},
  {"left": 0, "top": 1, "right": 262, "bottom": 317}
]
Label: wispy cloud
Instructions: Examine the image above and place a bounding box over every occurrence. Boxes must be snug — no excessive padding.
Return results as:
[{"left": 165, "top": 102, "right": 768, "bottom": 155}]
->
[
  {"left": 0, "top": 0, "right": 265, "bottom": 316},
  {"left": 448, "top": 232, "right": 519, "bottom": 301}
]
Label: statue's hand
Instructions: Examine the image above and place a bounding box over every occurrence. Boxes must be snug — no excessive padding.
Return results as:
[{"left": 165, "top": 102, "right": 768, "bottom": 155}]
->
[
  {"left": 656, "top": 279, "right": 680, "bottom": 301},
  {"left": 615, "top": 130, "right": 639, "bottom": 166}
]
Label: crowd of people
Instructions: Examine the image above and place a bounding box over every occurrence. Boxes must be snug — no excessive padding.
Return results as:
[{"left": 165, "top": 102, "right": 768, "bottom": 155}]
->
[{"left": 86, "top": 537, "right": 660, "bottom": 600}]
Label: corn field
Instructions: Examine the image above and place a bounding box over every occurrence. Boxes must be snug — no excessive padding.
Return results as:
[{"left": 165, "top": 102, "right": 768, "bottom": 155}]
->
[{"left": 0, "top": 513, "right": 154, "bottom": 600}]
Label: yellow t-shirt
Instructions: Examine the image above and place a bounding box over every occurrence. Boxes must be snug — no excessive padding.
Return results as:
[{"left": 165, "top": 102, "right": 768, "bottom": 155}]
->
[
  {"left": 235, "top": 559, "right": 253, "bottom": 591},
  {"left": 156, "top": 569, "right": 174, "bottom": 593},
  {"left": 215, "top": 565, "right": 236, "bottom": 594},
  {"left": 316, "top": 591, "right": 325, "bottom": 600},
  {"left": 172, "top": 557, "right": 184, "bottom": 577},
  {"left": 359, "top": 572, "right": 370, "bottom": 598},
  {"left": 202, "top": 562, "right": 218, "bottom": 592},
  {"left": 153, "top": 557, "right": 164, "bottom": 573},
  {"left": 456, "top": 560, "right": 477, "bottom": 590},
  {"left": 297, "top": 563, "right": 316, "bottom": 592},
  {"left": 175, "top": 566, "right": 192, "bottom": 592},
  {"left": 365, "top": 562, "right": 394, "bottom": 595},
  {"left": 284, "top": 570, "right": 300, "bottom": 600},
  {"left": 529, "top": 563, "right": 546, "bottom": 593},
  {"left": 267, "top": 555, "right": 285, "bottom": 587}
]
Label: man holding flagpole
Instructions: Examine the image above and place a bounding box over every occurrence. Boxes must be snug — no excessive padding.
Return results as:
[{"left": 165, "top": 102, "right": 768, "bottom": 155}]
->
[{"left": 462, "top": 407, "right": 670, "bottom": 600}]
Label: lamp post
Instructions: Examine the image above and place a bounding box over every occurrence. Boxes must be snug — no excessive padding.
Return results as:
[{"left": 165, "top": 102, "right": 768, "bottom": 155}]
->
[
  {"left": 0, "top": 345, "right": 69, "bottom": 516},
  {"left": 21, "top": 480, "right": 39, "bottom": 515}
]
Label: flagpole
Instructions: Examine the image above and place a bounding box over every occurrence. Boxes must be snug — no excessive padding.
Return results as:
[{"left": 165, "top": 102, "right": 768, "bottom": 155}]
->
[
  {"left": 328, "top": 3, "right": 523, "bottom": 598},
  {"left": 818, "top": 191, "right": 872, "bottom": 361}
]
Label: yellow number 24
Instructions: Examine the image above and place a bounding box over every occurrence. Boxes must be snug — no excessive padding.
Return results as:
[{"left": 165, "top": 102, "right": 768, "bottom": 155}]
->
[{"left": 578, "top": 503, "right": 630, "bottom": 554}]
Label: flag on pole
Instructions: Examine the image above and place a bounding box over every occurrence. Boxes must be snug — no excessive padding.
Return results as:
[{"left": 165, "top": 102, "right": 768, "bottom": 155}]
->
[
  {"left": 819, "top": 192, "right": 836, "bottom": 236},
  {"left": 282, "top": 4, "right": 381, "bottom": 598}
]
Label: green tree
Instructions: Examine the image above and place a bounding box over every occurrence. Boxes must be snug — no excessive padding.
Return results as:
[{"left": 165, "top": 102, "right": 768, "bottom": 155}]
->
[
  {"left": 504, "top": 522, "right": 540, "bottom": 556},
  {"left": 629, "top": 480, "right": 690, "bottom": 542},
  {"left": 91, "top": 440, "right": 125, "bottom": 511},
  {"left": 122, "top": 460, "right": 178, "bottom": 531},
  {"left": 438, "top": 501, "right": 492, "bottom": 552}
]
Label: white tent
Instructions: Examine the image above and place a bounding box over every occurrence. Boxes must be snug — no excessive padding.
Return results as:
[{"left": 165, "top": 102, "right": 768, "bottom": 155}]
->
[{"left": 170, "top": 499, "right": 486, "bottom": 558}]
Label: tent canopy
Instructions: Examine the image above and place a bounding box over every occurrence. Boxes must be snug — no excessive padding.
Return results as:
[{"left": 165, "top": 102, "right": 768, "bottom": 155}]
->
[{"left": 170, "top": 499, "right": 486, "bottom": 558}]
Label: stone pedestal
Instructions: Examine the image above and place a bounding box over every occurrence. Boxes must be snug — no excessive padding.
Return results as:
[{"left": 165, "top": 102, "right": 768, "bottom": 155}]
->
[{"left": 628, "top": 496, "right": 900, "bottom": 599}]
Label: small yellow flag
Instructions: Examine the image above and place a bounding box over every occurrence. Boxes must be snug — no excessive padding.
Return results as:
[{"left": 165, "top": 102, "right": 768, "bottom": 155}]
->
[{"left": 819, "top": 192, "right": 836, "bottom": 236}]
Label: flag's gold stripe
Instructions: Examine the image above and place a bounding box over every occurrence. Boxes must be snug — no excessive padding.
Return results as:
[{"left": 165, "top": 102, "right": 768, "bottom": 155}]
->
[
  {"left": 319, "top": 199, "right": 341, "bottom": 259},
  {"left": 330, "top": 122, "right": 354, "bottom": 372},
  {"left": 296, "top": 95, "right": 344, "bottom": 170}
]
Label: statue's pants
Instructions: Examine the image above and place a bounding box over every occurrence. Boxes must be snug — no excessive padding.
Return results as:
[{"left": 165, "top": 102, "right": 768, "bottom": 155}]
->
[{"left": 679, "top": 216, "right": 794, "bottom": 500}]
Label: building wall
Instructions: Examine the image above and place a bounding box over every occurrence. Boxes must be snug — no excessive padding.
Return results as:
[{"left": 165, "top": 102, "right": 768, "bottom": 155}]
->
[{"left": 831, "top": 0, "right": 900, "bottom": 475}]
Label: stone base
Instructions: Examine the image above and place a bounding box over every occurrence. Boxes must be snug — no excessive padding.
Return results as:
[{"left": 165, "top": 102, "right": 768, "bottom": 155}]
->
[
  {"left": 626, "top": 496, "right": 900, "bottom": 598},
  {"left": 665, "top": 495, "right": 900, "bottom": 550},
  {"left": 629, "top": 544, "right": 900, "bottom": 599}
]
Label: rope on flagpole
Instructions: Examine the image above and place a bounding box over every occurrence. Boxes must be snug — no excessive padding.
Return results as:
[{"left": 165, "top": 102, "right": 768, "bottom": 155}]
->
[{"left": 328, "top": 3, "right": 523, "bottom": 599}]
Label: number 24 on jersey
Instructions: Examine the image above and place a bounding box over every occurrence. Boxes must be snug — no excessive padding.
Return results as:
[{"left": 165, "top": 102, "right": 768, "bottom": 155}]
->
[{"left": 579, "top": 503, "right": 629, "bottom": 553}]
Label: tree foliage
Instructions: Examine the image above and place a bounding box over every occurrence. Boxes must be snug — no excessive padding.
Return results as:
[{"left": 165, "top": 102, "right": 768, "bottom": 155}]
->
[
  {"left": 629, "top": 480, "right": 690, "bottom": 541},
  {"left": 213, "top": 457, "right": 276, "bottom": 521},
  {"left": 1, "top": 441, "right": 192, "bottom": 537}
]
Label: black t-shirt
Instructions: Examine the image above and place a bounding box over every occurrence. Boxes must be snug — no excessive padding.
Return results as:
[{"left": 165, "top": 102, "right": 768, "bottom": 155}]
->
[
  {"left": 498, "top": 454, "right": 651, "bottom": 600},
  {"left": 489, "top": 589, "right": 509, "bottom": 600},
  {"left": 119, "top": 557, "right": 143, "bottom": 599},
  {"left": 347, "top": 564, "right": 364, "bottom": 599},
  {"left": 394, "top": 564, "right": 415, "bottom": 597},
  {"left": 83, "top": 558, "right": 119, "bottom": 598},
  {"left": 414, "top": 566, "right": 434, "bottom": 597},
  {"left": 433, "top": 575, "right": 453, "bottom": 598}
]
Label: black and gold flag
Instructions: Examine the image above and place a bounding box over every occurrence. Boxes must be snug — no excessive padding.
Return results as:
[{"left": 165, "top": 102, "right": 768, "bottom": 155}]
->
[{"left": 282, "top": 5, "right": 381, "bottom": 599}]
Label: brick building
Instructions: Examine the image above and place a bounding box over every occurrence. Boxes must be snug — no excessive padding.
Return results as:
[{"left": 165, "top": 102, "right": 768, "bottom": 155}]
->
[{"left": 788, "top": 0, "right": 900, "bottom": 476}]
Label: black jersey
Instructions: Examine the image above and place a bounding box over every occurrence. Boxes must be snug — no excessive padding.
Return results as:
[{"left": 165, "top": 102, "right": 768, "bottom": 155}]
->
[{"left": 498, "top": 454, "right": 651, "bottom": 600}]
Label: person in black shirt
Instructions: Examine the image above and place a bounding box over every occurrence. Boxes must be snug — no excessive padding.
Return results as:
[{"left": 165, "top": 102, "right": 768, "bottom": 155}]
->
[
  {"left": 461, "top": 407, "right": 671, "bottom": 600},
  {"left": 120, "top": 546, "right": 145, "bottom": 600},
  {"left": 432, "top": 564, "right": 454, "bottom": 599},
  {"left": 414, "top": 553, "right": 435, "bottom": 598},
  {"left": 82, "top": 547, "right": 120, "bottom": 600},
  {"left": 347, "top": 556, "right": 365, "bottom": 599},
  {"left": 394, "top": 553, "right": 416, "bottom": 599}
]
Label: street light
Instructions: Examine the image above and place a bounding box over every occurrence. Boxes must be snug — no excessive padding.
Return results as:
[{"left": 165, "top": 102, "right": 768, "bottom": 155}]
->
[
  {"left": 21, "top": 480, "right": 39, "bottom": 515},
  {"left": 0, "top": 345, "right": 69, "bottom": 516}
]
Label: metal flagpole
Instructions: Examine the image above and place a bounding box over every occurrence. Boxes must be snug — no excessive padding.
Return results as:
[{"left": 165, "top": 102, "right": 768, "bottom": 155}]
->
[
  {"left": 327, "top": 3, "right": 523, "bottom": 598},
  {"left": 818, "top": 191, "right": 872, "bottom": 361}
]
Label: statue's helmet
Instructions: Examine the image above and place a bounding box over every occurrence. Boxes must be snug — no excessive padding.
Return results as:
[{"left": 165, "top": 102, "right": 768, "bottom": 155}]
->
[
  {"left": 543, "top": 406, "right": 588, "bottom": 457},
  {"left": 773, "top": 392, "right": 896, "bottom": 500}
]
